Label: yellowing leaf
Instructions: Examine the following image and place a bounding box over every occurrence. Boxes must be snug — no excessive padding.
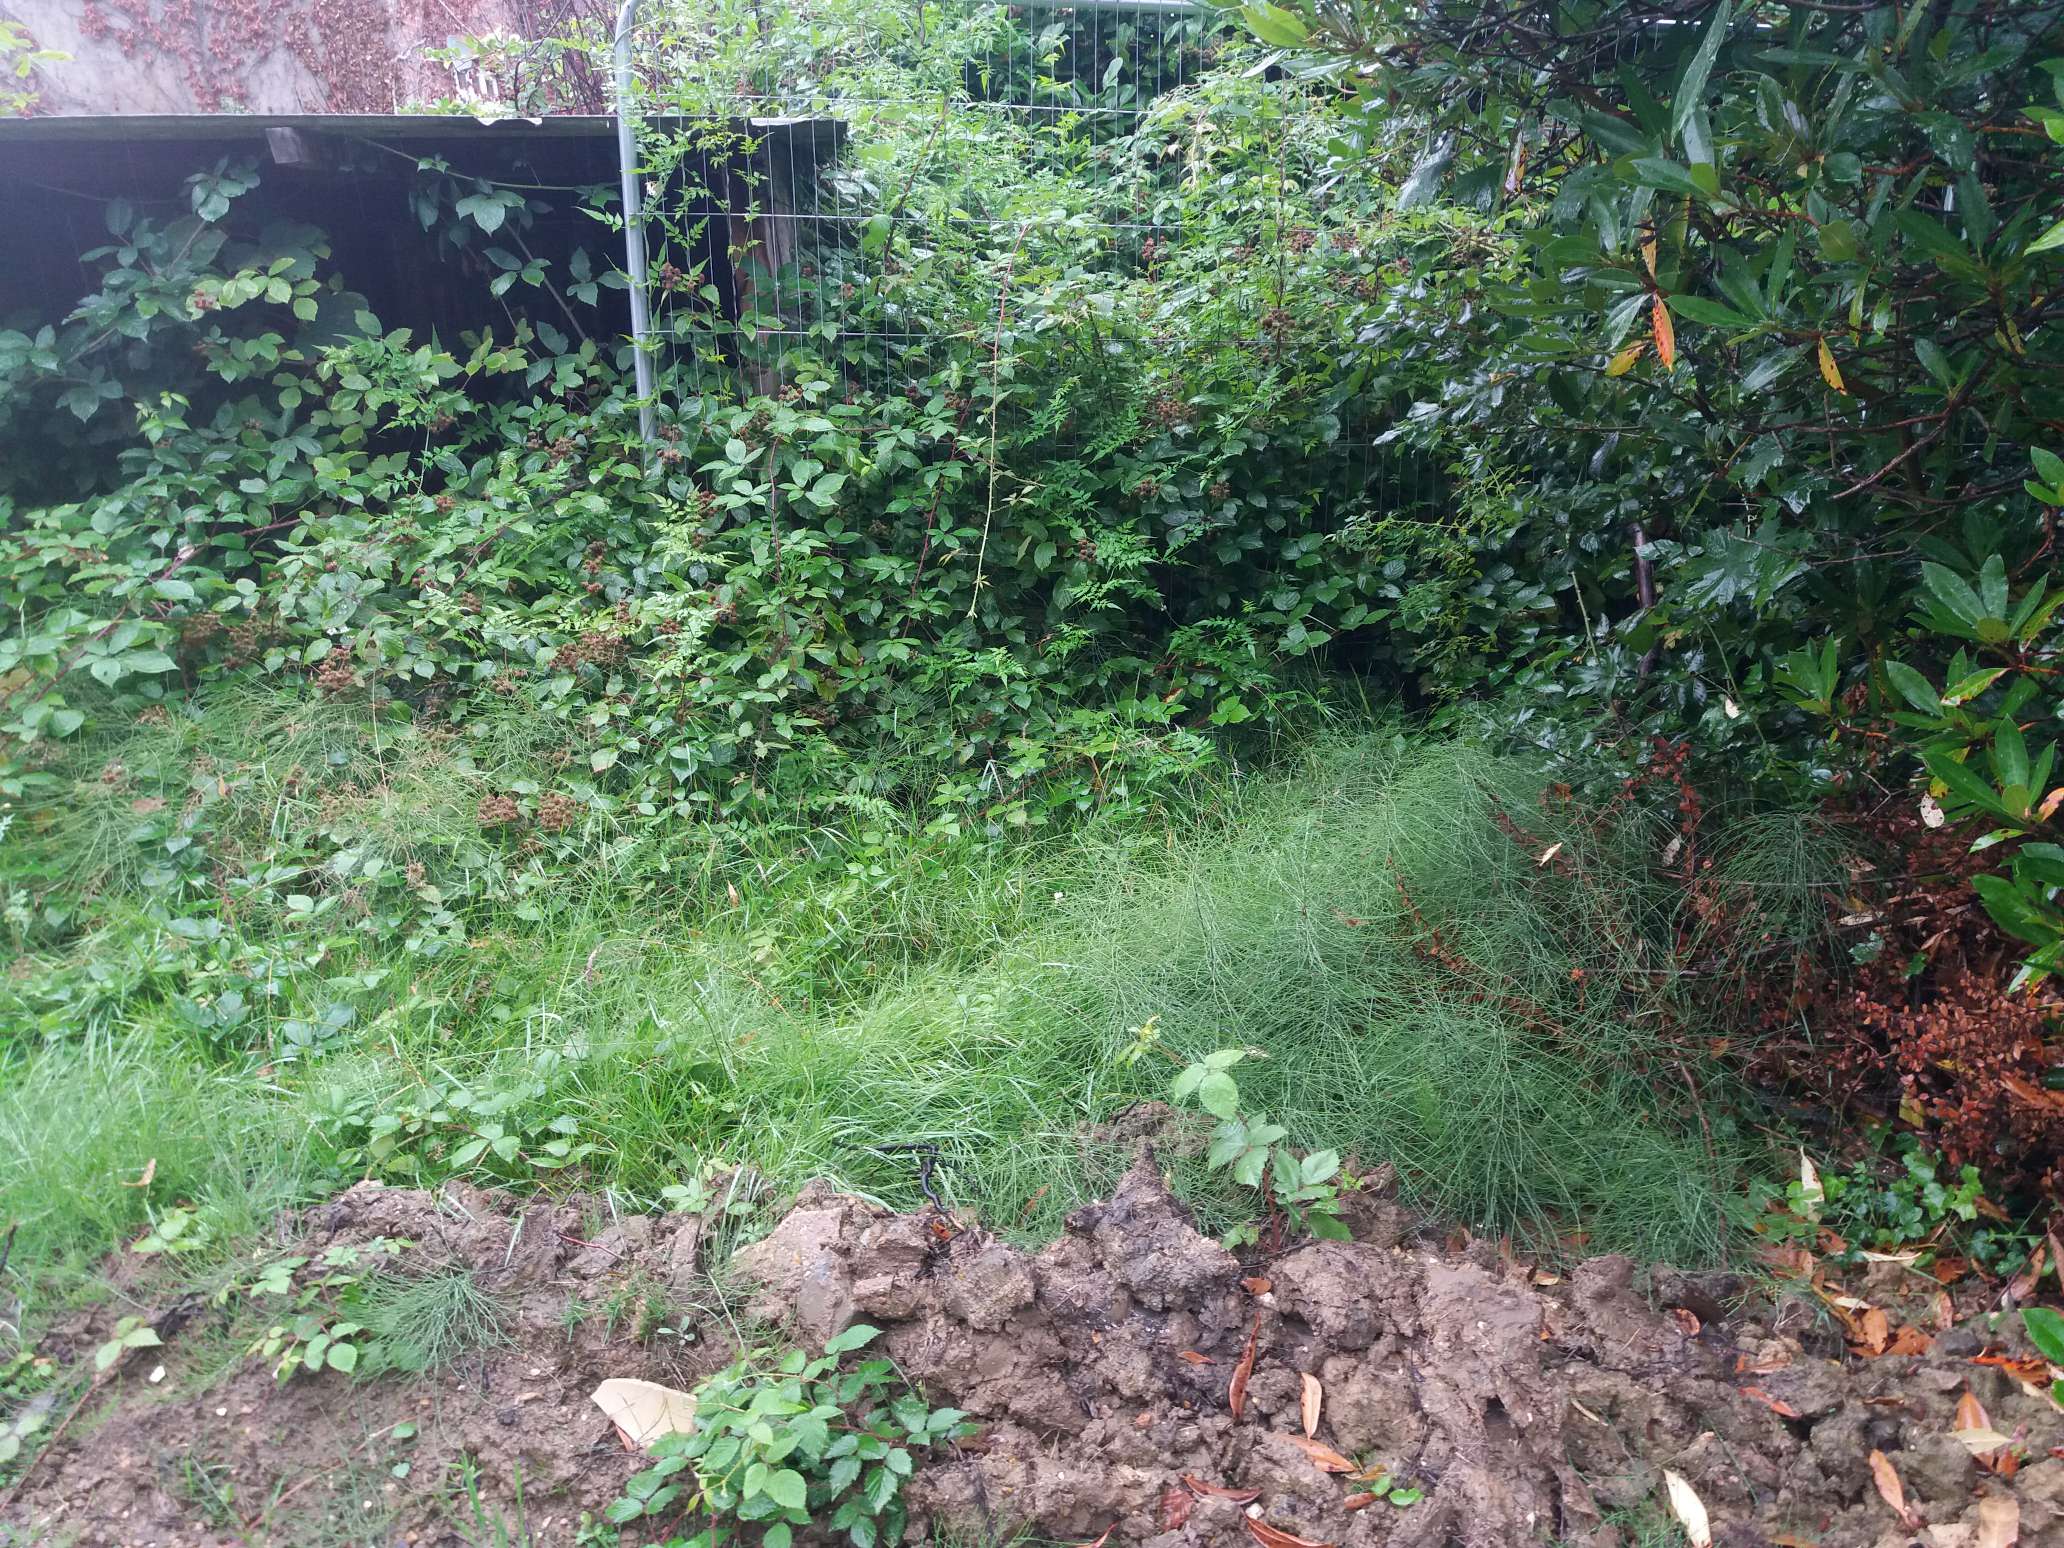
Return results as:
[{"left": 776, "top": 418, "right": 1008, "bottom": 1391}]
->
[
  {"left": 1663, "top": 1469, "right": 1712, "bottom": 1548},
  {"left": 1607, "top": 341, "right": 1646, "bottom": 377},
  {"left": 1653, "top": 299, "right": 1677, "bottom": 369},
  {"left": 1817, "top": 337, "right": 1846, "bottom": 392},
  {"left": 1300, "top": 1372, "right": 1322, "bottom": 1438},
  {"left": 1797, "top": 1150, "right": 1824, "bottom": 1219},
  {"left": 1642, "top": 236, "right": 1659, "bottom": 277}
]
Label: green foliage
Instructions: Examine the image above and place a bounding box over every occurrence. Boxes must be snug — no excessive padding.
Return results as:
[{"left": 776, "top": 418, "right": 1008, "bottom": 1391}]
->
[
  {"left": 1171, "top": 1048, "right": 1354, "bottom": 1246},
  {"left": 1242, "top": 0, "right": 2064, "bottom": 987},
  {"left": 355, "top": 1268, "right": 507, "bottom": 1376},
  {"left": 244, "top": 1237, "right": 409, "bottom": 1381},
  {"left": 603, "top": 1324, "right": 970, "bottom": 1548},
  {"left": 92, "top": 1315, "right": 161, "bottom": 1373},
  {"left": 319, "top": 1078, "right": 597, "bottom": 1186},
  {"left": 1733, "top": 1135, "right": 2038, "bottom": 1277},
  {"left": 2021, "top": 1306, "right": 2064, "bottom": 1407},
  {"left": 0, "top": 19, "right": 65, "bottom": 116}
]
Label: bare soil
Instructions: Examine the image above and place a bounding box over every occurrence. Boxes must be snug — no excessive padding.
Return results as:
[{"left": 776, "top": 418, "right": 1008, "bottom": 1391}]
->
[{"left": 5, "top": 1151, "right": 2062, "bottom": 1547}]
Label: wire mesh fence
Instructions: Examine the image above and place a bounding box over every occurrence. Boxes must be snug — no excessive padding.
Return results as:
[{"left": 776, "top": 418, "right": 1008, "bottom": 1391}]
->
[{"left": 623, "top": 0, "right": 1448, "bottom": 533}]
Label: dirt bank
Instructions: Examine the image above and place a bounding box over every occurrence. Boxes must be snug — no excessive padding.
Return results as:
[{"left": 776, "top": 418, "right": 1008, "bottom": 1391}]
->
[{"left": 5, "top": 1153, "right": 2060, "bottom": 1547}]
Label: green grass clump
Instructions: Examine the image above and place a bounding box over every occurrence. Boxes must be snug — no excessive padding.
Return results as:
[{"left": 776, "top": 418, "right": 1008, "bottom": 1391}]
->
[
  {"left": 357, "top": 1268, "right": 507, "bottom": 1376},
  {"left": 1, "top": 693, "right": 1805, "bottom": 1323}
]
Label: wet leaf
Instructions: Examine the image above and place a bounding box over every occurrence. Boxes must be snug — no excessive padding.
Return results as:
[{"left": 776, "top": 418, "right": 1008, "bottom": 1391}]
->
[
  {"left": 1740, "top": 1385, "right": 1802, "bottom": 1419},
  {"left": 1286, "top": 1435, "right": 1356, "bottom": 1473},
  {"left": 1817, "top": 337, "right": 1846, "bottom": 393},
  {"left": 1653, "top": 299, "right": 1677, "bottom": 370},
  {"left": 1870, "top": 1449, "right": 1918, "bottom": 1526},
  {"left": 1158, "top": 1486, "right": 1193, "bottom": 1531},
  {"left": 1663, "top": 1469, "right": 1712, "bottom": 1548},
  {"left": 1245, "top": 1520, "right": 1334, "bottom": 1548},
  {"left": 1300, "top": 1373, "right": 1322, "bottom": 1438},
  {"left": 1182, "top": 1475, "right": 1261, "bottom": 1503},
  {"left": 1229, "top": 1313, "right": 1258, "bottom": 1421},
  {"left": 1956, "top": 1390, "right": 1993, "bottom": 1434}
]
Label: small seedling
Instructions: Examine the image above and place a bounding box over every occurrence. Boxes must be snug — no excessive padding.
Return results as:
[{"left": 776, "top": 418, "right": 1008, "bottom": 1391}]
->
[
  {"left": 1171, "top": 1048, "right": 1354, "bottom": 1246},
  {"left": 94, "top": 1316, "right": 162, "bottom": 1373}
]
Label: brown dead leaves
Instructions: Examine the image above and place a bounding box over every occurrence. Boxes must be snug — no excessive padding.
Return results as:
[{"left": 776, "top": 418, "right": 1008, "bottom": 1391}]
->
[
  {"left": 1181, "top": 1475, "right": 1261, "bottom": 1504},
  {"left": 1870, "top": 1449, "right": 1919, "bottom": 1529},
  {"left": 1299, "top": 1373, "right": 1322, "bottom": 1438},
  {"left": 1228, "top": 1312, "right": 1259, "bottom": 1421},
  {"left": 1245, "top": 1521, "right": 1332, "bottom": 1548},
  {"left": 1953, "top": 1389, "right": 2019, "bottom": 1476},
  {"left": 1285, "top": 1435, "right": 1356, "bottom": 1474}
]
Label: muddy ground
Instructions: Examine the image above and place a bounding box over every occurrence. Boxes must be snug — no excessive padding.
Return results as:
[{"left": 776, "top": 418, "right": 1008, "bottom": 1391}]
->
[{"left": 3, "top": 1149, "right": 2061, "bottom": 1547}]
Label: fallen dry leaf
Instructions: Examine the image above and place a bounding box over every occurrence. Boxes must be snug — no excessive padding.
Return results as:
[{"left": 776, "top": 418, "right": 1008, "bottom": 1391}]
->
[
  {"left": 1852, "top": 1306, "right": 1891, "bottom": 1356},
  {"left": 1343, "top": 1492, "right": 1378, "bottom": 1511},
  {"left": 1182, "top": 1475, "right": 1261, "bottom": 1504},
  {"left": 1974, "top": 1353, "right": 2053, "bottom": 1390},
  {"left": 1928, "top": 1255, "right": 1971, "bottom": 1285},
  {"left": 1245, "top": 1520, "right": 1334, "bottom": 1548},
  {"left": 1158, "top": 1486, "right": 1193, "bottom": 1532},
  {"left": 1798, "top": 1150, "right": 1825, "bottom": 1218},
  {"left": 1075, "top": 1530, "right": 1113, "bottom": 1548},
  {"left": 1285, "top": 1435, "right": 1356, "bottom": 1474},
  {"left": 1670, "top": 1306, "right": 1702, "bottom": 1337},
  {"left": 590, "top": 1378, "right": 698, "bottom": 1448},
  {"left": 1870, "top": 1449, "right": 1918, "bottom": 1526},
  {"left": 1958, "top": 1391, "right": 1994, "bottom": 1433},
  {"left": 1241, "top": 1276, "right": 1273, "bottom": 1295},
  {"left": 2008, "top": 1242, "right": 2050, "bottom": 1302},
  {"left": 1300, "top": 1373, "right": 1322, "bottom": 1438},
  {"left": 1228, "top": 1313, "right": 1258, "bottom": 1421},
  {"left": 1740, "top": 1385, "right": 1803, "bottom": 1419},
  {"left": 1951, "top": 1427, "right": 2017, "bottom": 1456},
  {"left": 1662, "top": 1469, "right": 1712, "bottom": 1548},
  {"left": 120, "top": 1157, "right": 157, "bottom": 1190},
  {"left": 1886, "top": 1325, "right": 1934, "bottom": 1357},
  {"left": 1177, "top": 1350, "right": 1213, "bottom": 1366},
  {"left": 1976, "top": 1494, "right": 2019, "bottom": 1548}
]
